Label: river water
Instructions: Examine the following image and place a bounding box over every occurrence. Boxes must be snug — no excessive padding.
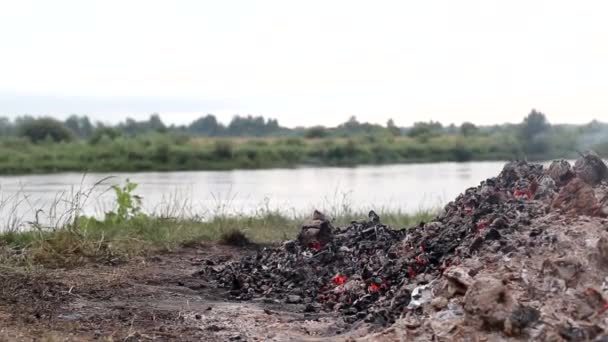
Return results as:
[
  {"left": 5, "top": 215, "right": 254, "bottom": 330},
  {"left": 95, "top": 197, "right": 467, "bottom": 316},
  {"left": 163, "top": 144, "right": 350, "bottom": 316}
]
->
[{"left": 0, "top": 162, "right": 511, "bottom": 228}]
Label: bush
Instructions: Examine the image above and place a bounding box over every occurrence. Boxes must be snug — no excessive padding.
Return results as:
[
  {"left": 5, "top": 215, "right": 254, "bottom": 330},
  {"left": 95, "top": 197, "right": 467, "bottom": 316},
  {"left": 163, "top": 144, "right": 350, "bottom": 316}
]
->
[
  {"left": 450, "top": 144, "right": 474, "bottom": 161},
  {"left": 17, "top": 118, "right": 74, "bottom": 143},
  {"left": 305, "top": 126, "right": 328, "bottom": 139},
  {"left": 213, "top": 140, "right": 233, "bottom": 159},
  {"left": 154, "top": 143, "right": 170, "bottom": 163},
  {"left": 460, "top": 122, "right": 478, "bottom": 136},
  {"left": 407, "top": 121, "right": 443, "bottom": 139},
  {"left": 89, "top": 127, "right": 122, "bottom": 145}
]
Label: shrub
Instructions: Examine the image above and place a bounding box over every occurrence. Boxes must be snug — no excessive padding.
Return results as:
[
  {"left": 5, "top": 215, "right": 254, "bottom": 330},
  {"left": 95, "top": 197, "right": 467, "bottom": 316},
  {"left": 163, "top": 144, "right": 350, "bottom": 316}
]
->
[
  {"left": 213, "top": 141, "right": 233, "bottom": 159},
  {"left": 17, "top": 118, "right": 74, "bottom": 143},
  {"left": 305, "top": 126, "right": 328, "bottom": 139}
]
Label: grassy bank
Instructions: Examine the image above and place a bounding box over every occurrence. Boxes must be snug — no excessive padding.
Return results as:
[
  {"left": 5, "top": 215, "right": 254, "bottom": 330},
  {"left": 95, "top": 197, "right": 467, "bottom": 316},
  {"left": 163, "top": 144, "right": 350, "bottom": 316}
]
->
[
  {"left": 0, "top": 132, "right": 585, "bottom": 175},
  {"left": 0, "top": 208, "right": 435, "bottom": 268},
  {"left": 0, "top": 179, "right": 435, "bottom": 267}
]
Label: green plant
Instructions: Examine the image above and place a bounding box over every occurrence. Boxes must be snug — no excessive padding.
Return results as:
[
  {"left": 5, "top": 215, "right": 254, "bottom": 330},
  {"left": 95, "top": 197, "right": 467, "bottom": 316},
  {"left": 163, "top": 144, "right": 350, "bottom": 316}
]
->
[{"left": 105, "top": 179, "right": 143, "bottom": 223}]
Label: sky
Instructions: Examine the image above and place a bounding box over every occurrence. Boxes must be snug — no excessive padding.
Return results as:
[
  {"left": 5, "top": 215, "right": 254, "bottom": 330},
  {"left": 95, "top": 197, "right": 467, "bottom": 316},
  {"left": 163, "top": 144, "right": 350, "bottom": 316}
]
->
[{"left": 0, "top": 0, "right": 607, "bottom": 128}]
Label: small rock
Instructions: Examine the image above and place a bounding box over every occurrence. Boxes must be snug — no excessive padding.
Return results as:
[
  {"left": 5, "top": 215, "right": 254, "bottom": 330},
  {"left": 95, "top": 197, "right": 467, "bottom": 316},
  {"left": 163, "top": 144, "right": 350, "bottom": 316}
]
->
[
  {"left": 298, "top": 210, "right": 333, "bottom": 247},
  {"left": 282, "top": 240, "right": 297, "bottom": 253},
  {"left": 547, "top": 159, "right": 574, "bottom": 185},
  {"left": 483, "top": 228, "right": 501, "bottom": 241},
  {"left": 574, "top": 151, "right": 608, "bottom": 186},
  {"left": 491, "top": 217, "right": 508, "bottom": 229},
  {"left": 504, "top": 305, "right": 540, "bottom": 336},
  {"left": 407, "top": 284, "right": 433, "bottom": 310},
  {"left": 286, "top": 295, "right": 303, "bottom": 304},
  {"left": 553, "top": 178, "right": 602, "bottom": 217},
  {"left": 542, "top": 256, "right": 582, "bottom": 288},
  {"left": 431, "top": 296, "right": 448, "bottom": 310},
  {"left": 464, "top": 276, "right": 513, "bottom": 330},
  {"left": 444, "top": 267, "right": 474, "bottom": 296},
  {"left": 469, "top": 236, "right": 484, "bottom": 252},
  {"left": 597, "top": 234, "right": 608, "bottom": 265},
  {"left": 558, "top": 324, "right": 604, "bottom": 341}
]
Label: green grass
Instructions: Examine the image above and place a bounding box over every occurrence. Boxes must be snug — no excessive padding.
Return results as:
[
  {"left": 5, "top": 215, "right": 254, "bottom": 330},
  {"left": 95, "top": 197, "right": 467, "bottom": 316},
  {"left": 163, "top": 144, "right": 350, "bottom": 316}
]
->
[{"left": 0, "top": 208, "right": 435, "bottom": 268}]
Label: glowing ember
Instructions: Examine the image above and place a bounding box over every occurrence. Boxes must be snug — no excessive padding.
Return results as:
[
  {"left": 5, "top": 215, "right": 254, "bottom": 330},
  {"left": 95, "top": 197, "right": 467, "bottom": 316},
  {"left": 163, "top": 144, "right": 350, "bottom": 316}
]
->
[
  {"left": 309, "top": 241, "right": 322, "bottom": 250},
  {"left": 331, "top": 274, "right": 347, "bottom": 285},
  {"left": 513, "top": 189, "right": 532, "bottom": 200},
  {"left": 475, "top": 220, "right": 487, "bottom": 233},
  {"left": 368, "top": 283, "right": 380, "bottom": 292}
]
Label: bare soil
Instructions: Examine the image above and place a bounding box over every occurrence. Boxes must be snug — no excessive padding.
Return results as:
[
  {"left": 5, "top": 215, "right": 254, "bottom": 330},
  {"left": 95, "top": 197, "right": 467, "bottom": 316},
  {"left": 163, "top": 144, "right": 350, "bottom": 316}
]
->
[{"left": 0, "top": 243, "right": 361, "bottom": 341}]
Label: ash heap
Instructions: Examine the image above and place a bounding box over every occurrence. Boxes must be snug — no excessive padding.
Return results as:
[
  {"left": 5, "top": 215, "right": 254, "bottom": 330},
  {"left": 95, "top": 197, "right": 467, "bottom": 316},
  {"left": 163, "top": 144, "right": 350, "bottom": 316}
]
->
[{"left": 204, "top": 152, "right": 608, "bottom": 340}]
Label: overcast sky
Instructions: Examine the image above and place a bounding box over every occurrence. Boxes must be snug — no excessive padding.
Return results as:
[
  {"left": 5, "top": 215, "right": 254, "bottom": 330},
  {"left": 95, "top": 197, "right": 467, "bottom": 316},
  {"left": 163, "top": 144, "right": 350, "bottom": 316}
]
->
[{"left": 1, "top": 0, "right": 607, "bottom": 127}]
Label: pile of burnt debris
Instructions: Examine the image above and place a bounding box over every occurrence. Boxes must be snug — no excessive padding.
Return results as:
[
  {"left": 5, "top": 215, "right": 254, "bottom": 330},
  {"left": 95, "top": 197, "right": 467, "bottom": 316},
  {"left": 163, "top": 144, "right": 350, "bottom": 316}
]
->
[{"left": 203, "top": 152, "right": 608, "bottom": 340}]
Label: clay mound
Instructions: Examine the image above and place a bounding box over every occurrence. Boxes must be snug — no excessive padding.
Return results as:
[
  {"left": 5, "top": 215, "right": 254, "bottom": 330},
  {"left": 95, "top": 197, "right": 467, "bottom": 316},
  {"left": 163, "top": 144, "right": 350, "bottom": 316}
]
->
[{"left": 203, "top": 154, "right": 608, "bottom": 340}]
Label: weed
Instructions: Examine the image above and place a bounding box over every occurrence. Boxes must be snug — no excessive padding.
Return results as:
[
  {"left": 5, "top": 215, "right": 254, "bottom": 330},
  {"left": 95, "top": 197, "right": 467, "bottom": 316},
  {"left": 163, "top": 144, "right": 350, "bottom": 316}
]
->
[{"left": 105, "top": 179, "right": 143, "bottom": 223}]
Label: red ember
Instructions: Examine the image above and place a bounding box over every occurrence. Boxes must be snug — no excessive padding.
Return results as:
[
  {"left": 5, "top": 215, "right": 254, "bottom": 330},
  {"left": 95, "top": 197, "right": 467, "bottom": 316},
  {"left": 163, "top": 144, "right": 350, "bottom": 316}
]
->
[
  {"left": 368, "top": 283, "right": 380, "bottom": 292},
  {"left": 309, "top": 241, "right": 322, "bottom": 250},
  {"left": 513, "top": 189, "right": 532, "bottom": 200},
  {"left": 475, "top": 220, "right": 487, "bottom": 233},
  {"left": 331, "top": 274, "right": 347, "bottom": 285},
  {"left": 415, "top": 255, "right": 427, "bottom": 264}
]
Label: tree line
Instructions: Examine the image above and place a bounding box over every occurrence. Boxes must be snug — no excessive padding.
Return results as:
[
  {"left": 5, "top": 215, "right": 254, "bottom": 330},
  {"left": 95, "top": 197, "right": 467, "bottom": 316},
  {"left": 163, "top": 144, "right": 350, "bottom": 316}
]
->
[
  {"left": 1, "top": 111, "right": 607, "bottom": 157},
  {"left": 0, "top": 114, "right": 285, "bottom": 142}
]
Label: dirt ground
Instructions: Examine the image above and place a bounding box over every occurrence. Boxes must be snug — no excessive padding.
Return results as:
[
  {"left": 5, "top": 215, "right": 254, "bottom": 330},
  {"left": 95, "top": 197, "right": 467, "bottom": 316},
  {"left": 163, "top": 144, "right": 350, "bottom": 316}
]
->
[{"left": 0, "top": 243, "right": 367, "bottom": 341}]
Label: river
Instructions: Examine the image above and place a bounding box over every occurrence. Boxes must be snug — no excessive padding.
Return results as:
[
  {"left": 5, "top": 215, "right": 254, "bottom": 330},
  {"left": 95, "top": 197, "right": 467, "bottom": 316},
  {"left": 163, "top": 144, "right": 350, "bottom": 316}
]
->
[{"left": 0, "top": 161, "right": 513, "bottom": 229}]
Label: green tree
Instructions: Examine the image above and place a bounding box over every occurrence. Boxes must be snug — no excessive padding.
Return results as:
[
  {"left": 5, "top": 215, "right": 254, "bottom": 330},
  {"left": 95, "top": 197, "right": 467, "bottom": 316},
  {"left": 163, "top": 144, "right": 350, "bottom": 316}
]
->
[
  {"left": 65, "top": 115, "right": 93, "bottom": 138},
  {"left": 226, "top": 115, "right": 281, "bottom": 136},
  {"left": 387, "top": 119, "right": 401, "bottom": 136},
  {"left": 0, "top": 117, "right": 12, "bottom": 136},
  {"left": 148, "top": 113, "right": 167, "bottom": 133},
  {"left": 407, "top": 121, "right": 443, "bottom": 139},
  {"left": 17, "top": 117, "right": 74, "bottom": 143},
  {"left": 521, "top": 109, "right": 549, "bottom": 140},
  {"left": 89, "top": 126, "right": 122, "bottom": 144},
  {"left": 520, "top": 109, "right": 550, "bottom": 155},
  {"left": 460, "top": 122, "right": 478, "bottom": 136},
  {"left": 188, "top": 114, "right": 224, "bottom": 136}
]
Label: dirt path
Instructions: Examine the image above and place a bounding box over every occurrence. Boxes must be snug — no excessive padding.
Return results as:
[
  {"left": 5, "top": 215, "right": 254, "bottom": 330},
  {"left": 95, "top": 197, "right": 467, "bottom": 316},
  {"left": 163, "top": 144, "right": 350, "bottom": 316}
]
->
[{"left": 0, "top": 243, "right": 363, "bottom": 341}]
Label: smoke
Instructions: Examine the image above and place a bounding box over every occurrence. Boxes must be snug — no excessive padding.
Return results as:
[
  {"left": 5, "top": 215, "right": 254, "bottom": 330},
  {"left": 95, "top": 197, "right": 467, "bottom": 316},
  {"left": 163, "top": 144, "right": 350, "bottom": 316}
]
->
[{"left": 575, "top": 121, "right": 608, "bottom": 156}]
